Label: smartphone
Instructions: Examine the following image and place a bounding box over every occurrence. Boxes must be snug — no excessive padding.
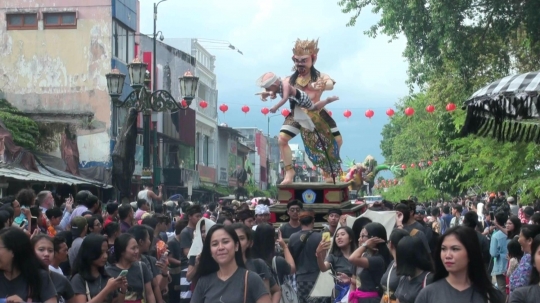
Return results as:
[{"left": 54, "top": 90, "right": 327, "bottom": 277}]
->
[
  {"left": 119, "top": 270, "right": 129, "bottom": 277},
  {"left": 489, "top": 211, "right": 494, "bottom": 221},
  {"left": 322, "top": 231, "right": 331, "bottom": 243}
]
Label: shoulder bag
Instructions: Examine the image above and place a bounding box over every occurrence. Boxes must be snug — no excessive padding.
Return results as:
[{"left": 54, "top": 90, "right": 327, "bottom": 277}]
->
[
  {"left": 272, "top": 256, "right": 299, "bottom": 303},
  {"left": 243, "top": 270, "right": 248, "bottom": 303},
  {"left": 139, "top": 261, "right": 147, "bottom": 303}
]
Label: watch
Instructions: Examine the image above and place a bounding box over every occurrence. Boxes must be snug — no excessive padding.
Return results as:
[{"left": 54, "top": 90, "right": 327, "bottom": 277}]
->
[{"left": 361, "top": 243, "right": 368, "bottom": 248}]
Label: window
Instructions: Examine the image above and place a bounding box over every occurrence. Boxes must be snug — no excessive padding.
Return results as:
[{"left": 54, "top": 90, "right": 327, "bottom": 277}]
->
[
  {"left": 6, "top": 13, "right": 37, "bottom": 30},
  {"left": 203, "top": 135, "right": 209, "bottom": 165},
  {"left": 43, "top": 12, "right": 77, "bottom": 29},
  {"left": 113, "top": 21, "right": 135, "bottom": 63}
]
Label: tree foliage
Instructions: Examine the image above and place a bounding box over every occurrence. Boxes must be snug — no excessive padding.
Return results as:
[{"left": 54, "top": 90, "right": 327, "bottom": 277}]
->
[
  {"left": 0, "top": 99, "right": 40, "bottom": 150},
  {"left": 340, "top": 0, "right": 540, "bottom": 203}
]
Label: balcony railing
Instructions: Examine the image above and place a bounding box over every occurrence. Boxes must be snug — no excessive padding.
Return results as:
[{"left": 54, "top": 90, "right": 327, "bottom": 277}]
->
[{"left": 162, "top": 167, "right": 200, "bottom": 188}]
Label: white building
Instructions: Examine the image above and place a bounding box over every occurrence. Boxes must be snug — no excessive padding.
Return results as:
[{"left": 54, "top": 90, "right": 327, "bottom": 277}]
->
[{"left": 165, "top": 38, "right": 218, "bottom": 186}]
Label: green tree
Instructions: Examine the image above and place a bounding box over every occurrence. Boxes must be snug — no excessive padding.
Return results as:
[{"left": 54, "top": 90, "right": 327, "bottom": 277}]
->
[{"left": 0, "top": 98, "right": 40, "bottom": 150}]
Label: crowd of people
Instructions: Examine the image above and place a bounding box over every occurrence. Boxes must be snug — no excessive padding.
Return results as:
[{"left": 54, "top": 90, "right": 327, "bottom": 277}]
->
[{"left": 0, "top": 188, "right": 539, "bottom": 303}]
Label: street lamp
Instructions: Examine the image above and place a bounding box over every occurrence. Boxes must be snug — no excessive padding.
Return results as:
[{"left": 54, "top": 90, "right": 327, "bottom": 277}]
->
[{"left": 105, "top": 59, "right": 199, "bottom": 180}]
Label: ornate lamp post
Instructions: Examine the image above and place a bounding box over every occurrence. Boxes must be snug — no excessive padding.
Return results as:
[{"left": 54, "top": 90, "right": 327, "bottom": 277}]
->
[{"left": 106, "top": 59, "right": 199, "bottom": 183}]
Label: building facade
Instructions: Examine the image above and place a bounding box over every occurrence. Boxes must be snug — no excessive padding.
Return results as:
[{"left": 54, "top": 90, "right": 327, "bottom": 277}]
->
[
  {"left": 164, "top": 38, "right": 218, "bottom": 187},
  {"left": 234, "top": 127, "right": 269, "bottom": 189},
  {"left": 138, "top": 35, "right": 199, "bottom": 195},
  {"left": 0, "top": 0, "right": 139, "bottom": 184}
]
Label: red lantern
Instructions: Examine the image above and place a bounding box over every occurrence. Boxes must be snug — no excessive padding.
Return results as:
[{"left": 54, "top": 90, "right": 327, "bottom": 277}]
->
[
  {"left": 446, "top": 103, "right": 456, "bottom": 112},
  {"left": 241, "top": 105, "right": 250, "bottom": 114},
  {"left": 281, "top": 108, "right": 290, "bottom": 117},
  {"left": 401, "top": 164, "right": 406, "bottom": 169},
  {"left": 410, "top": 163, "right": 415, "bottom": 168},
  {"left": 386, "top": 108, "right": 395, "bottom": 117},
  {"left": 427, "top": 161, "right": 432, "bottom": 166},
  {"left": 294, "top": 164, "right": 299, "bottom": 168},
  {"left": 426, "top": 105, "right": 435, "bottom": 113},
  {"left": 302, "top": 165, "right": 306, "bottom": 169},
  {"left": 219, "top": 104, "right": 228, "bottom": 113},
  {"left": 394, "top": 179, "right": 398, "bottom": 185},
  {"left": 365, "top": 109, "right": 374, "bottom": 119},
  {"left": 343, "top": 110, "right": 352, "bottom": 118},
  {"left": 327, "top": 110, "right": 332, "bottom": 117},
  {"left": 181, "top": 99, "right": 188, "bottom": 108},
  {"left": 199, "top": 100, "right": 208, "bottom": 109},
  {"left": 261, "top": 107, "right": 269, "bottom": 115},
  {"left": 312, "top": 166, "right": 316, "bottom": 170},
  {"left": 405, "top": 107, "right": 415, "bottom": 116}
]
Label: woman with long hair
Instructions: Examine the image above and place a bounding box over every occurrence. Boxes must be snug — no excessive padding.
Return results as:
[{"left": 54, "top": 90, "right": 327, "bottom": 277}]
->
[
  {"left": 191, "top": 224, "right": 271, "bottom": 303},
  {"left": 348, "top": 222, "right": 392, "bottom": 303},
  {"left": 510, "top": 224, "right": 540, "bottom": 293},
  {"left": 393, "top": 236, "right": 434, "bottom": 303},
  {"left": 380, "top": 229, "right": 409, "bottom": 303},
  {"left": 0, "top": 227, "right": 57, "bottom": 303},
  {"left": 71, "top": 234, "right": 127, "bottom": 303},
  {"left": 232, "top": 223, "right": 280, "bottom": 301},
  {"left": 106, "top": 233, "right": 156, "bottom": 303},
  {"left": 415, "top": 226, "right": 503, "bottom": 303},
  {"left": 506, "top": 216, "right": 522, "bottom": 240},
  {"left": 509, "top": 234, "right": 540, "bottom": 302},
  {"left": 251, "top": 223, "right": 295, "bottom": 283},
  {"left": 31, "top": 234, "right": 75, "bottom": 303},
  {"left": 316, "top": 226, "right": 356, "bottom": 302}
]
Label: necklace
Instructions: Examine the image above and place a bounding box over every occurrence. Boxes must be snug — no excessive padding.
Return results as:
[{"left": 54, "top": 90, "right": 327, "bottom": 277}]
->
[{"left": 295, "top": 75, "right": 311, "bottom": 87}]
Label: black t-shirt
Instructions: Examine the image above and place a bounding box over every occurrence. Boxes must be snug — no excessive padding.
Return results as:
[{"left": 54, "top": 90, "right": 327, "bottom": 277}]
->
[
  {"left": 71, "top": 273, "right": 115, "bottom": 302},
  {"left": 141, "top": 254, "right": 160, "bottom": 278},
  {"left": 50, "top": 271, "right": 74, "bottom": 303},
  {"left": 0, "top": 269, "right": 57, "bottom": 302},
  {"left": 168, "top": 237, "right": 182, "bottom": 269},
  {"left": 279, "top": 222, "right": 302, "bottom": 239},
  {"left": 179, "top": 226, "right": 194, "bottom": 266},
  {"left": 357, "top": 255, "right": 386, "bottom": 292},
  {"left": 191, "top": 267, "right": 269, "bottom": 303},
  {"left": 288, "top": 230, "right": 322, "bottom": 282}
]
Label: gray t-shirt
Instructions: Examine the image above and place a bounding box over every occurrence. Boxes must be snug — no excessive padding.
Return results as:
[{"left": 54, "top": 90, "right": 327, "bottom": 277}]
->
[
  {"left": 280, "top": 222, "right": 302, "bottom": 239},
  {"left": 106, "top": 262, "right": 153, "bottom": 301},
  {"left": 142, "top": 254, "right": 160, "bottom": 278},
  {"left": 0, "top": 269, "right": 56, "bottom": 302},
  {"left": 394, "top": 271, "right": 432, "bottom": 303},
  {"left": 71, "top": 273, "right": 115, "bottom": 302},
  {"left": 415, "top": 278, "right": 501, "bottom": 303},
  {"left": 325, "top": 253, "right": 355, "bottom": 277},
  {"left": 380, "top": 260, "right": 399, "bottom": 297},
  {"left": 50, "top": 271, "right": 74, "bottom": 303},
  {"left": 510, "top": 284, "right": 540, "bottom": 303},
  {"left": 288, "top": 230, "right": 322, "bottom": 282},
  {"left": 69, "top": 237, "right": 84, "bottom": 268},
  {"left": 191, "top": 267, "right": 269, "bottom": 303}
]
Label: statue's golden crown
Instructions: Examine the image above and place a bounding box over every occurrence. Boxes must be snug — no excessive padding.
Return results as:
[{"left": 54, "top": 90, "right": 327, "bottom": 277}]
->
[{"left": 292, "top": 38, "right": 319, "bottom": 56}]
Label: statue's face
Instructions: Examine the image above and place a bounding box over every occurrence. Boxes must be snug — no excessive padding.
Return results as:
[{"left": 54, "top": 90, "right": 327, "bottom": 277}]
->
[{"left": 292, "top": 55, "right": 314, "bottom": 75}]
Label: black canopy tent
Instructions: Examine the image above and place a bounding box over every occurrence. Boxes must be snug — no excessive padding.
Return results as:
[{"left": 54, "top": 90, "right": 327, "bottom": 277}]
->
[{"left": 460, "top": 71, "right": 540, "bottom": 143}]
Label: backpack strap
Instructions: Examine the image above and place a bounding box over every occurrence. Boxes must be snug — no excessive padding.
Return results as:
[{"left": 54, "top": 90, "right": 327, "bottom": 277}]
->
[
  {"left": 423, "top": 272, "right": 430, "bottom": 288},
  {"left": 293, "top": 230, "right": 315, "bottom": 261},
  {"left": 272, "top": 256, "right": 282, "bottom": 285}
]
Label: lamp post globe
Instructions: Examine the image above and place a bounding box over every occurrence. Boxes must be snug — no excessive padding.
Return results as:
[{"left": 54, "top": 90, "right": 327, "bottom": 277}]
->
[
  {"left": 105, "top": 68, "right": 126, "bottom": 102},
  {"left": 179, "top": 70, "right": 199, "bottom": 106},
  {"left": 127, "top": 58, "right": 148, "bottom": 90}
]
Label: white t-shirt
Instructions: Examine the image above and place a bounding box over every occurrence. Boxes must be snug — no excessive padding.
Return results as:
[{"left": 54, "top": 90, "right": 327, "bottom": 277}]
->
[
  {"left": 477, "top": 202, "right": 485, "bottom": 221},
  {"left": 49, "top": 265, "right": 64, "bottom": 275},
  {"left": 137, "top": 189, "right": 153, "bottom": 207}
]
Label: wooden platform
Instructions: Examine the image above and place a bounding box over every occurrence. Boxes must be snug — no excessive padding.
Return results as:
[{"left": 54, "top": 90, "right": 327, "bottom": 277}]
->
[
  {"left": 270, "top": 200, "right": 366, "bottom": 224},
  {"left": 277, "top": 182, "right": 351, "bottom": 205}
]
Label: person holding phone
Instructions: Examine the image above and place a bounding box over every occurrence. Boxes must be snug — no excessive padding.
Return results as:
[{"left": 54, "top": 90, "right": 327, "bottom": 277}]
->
[{"left": 71, "top": 234, "right": 127, "bottom": 303}]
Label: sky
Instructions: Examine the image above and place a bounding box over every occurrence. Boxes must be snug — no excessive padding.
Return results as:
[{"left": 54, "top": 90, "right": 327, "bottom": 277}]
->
[{"left": 138, "top": 0, "right": 410, "bottom": 175}]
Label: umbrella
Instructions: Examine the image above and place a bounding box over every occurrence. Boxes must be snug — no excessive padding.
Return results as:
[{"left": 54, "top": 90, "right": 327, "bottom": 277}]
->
[{"left": 460, "top": 70, "right": 540, "bottom": 143}]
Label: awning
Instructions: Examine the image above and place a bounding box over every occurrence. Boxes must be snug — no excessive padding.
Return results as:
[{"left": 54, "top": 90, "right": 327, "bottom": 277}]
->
[{"left": 0, "top": 164, "right": 112, "bottom": 188}]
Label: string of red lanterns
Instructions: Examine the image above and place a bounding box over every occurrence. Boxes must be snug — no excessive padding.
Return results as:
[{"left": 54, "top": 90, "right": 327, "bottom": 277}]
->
[{"left": 215, "top": 103, "right": 458, "bottom": 118}]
